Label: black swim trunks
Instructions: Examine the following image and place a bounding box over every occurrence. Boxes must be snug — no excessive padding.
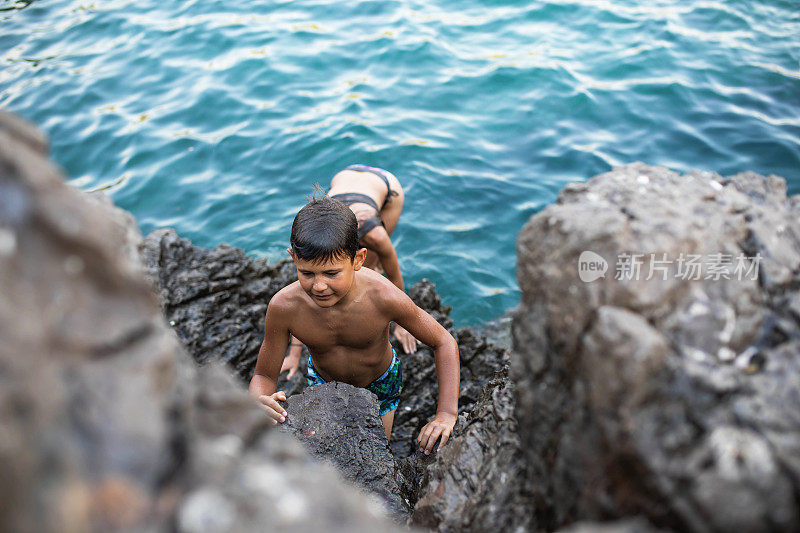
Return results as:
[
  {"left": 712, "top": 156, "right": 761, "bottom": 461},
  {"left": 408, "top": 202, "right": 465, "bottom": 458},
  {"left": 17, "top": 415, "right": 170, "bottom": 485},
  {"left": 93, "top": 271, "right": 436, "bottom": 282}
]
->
[{"left": 330, "top": 165, "right": 398, "bottom": 240}]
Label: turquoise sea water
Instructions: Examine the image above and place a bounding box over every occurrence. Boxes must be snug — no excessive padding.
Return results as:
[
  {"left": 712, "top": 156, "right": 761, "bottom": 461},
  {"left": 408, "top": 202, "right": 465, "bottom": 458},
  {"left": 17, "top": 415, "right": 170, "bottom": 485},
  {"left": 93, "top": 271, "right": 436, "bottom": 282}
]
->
[{"left": 2, "top": 0, "right": 799, "bottom": 325}]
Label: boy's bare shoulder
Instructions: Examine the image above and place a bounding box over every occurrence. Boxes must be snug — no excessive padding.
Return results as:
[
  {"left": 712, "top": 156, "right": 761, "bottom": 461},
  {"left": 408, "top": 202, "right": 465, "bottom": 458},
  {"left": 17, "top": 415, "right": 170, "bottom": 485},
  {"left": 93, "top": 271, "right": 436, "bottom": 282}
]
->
[
  {"left": 358, "top": 268, "right": 411, "bottom": 310},
  {"left": 268, "top": 281, "right": 306, "bottom": 311}
]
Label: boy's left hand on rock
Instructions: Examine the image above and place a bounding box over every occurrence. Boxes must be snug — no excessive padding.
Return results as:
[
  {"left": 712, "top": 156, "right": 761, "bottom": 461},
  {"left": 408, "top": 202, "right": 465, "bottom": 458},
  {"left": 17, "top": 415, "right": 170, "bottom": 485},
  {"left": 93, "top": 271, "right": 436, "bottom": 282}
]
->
[
  {"left": 394, "top": 325, "right": 420, "bottom": 354},
  {"left": 417, "top": 412, "right": 457, "bottom": 455}
]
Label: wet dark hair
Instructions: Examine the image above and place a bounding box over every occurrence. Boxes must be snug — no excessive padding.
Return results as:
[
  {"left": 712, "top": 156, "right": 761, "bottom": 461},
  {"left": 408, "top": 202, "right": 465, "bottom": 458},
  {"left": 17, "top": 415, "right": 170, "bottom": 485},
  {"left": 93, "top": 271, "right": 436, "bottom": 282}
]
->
[{"left": 290, "top": 195, "right": 359, "bottom": 263}]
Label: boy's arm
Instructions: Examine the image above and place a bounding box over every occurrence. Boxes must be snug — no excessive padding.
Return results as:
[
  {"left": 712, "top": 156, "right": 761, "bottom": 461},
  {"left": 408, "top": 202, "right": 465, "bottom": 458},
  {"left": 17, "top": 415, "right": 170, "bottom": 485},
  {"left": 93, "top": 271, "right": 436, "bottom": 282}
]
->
[
  {"left": 249, "top": 299, "right": 290, "bottom": 424},
  {"left": 390, "top": 290, "right": 460, "bottom": 453}
]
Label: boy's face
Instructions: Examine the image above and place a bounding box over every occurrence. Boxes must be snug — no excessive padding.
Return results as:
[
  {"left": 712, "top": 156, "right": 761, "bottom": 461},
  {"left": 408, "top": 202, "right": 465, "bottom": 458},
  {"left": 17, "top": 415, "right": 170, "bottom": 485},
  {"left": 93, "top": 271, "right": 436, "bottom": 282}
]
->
[{"left": 289, "top": 248, "right": 367, "bottom": 308}]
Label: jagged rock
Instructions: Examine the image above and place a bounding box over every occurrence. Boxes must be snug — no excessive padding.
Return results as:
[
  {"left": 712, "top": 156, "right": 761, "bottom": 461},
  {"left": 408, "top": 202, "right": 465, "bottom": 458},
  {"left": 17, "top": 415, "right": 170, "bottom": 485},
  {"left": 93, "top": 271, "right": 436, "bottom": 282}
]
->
[
  {"left": 556, "top": 517, "right": 665, "bottom": 533},
  {"left": 513, "top": 163, "right": 800, "bottom": 532},
  {"left": 387, "top": 281, "right": 512, "bottom": 514},
  {"left": 279, "top": 382, "right": 409, "bottom": 520},
  {"left": 411, "top": 367, "right": 537, "bottom": 532},
  {"left": 141, "top": 228, "right": 298, "bottom": 381},
  {"left": 0, "top": 111, "right": 403, "bottom": 533},
  {"left": 180, "top": 362, "right": 401, "bottom": 533},
  {"left": 390, "top": 281, "right": 510, "bottom": 461},
  {"left": 141, "top": 228, "right": 314, "bottom": 397}
]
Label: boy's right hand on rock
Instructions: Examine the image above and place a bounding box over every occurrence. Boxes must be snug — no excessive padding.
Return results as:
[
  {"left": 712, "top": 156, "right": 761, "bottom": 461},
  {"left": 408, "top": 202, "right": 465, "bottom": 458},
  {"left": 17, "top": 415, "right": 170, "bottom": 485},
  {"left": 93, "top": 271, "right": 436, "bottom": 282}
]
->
[
  {"left": 417, "top": 411, "right": 457, "bottom": 455},
  {"left": 258, "top": 391, "right": 287, "bottom": 425}
]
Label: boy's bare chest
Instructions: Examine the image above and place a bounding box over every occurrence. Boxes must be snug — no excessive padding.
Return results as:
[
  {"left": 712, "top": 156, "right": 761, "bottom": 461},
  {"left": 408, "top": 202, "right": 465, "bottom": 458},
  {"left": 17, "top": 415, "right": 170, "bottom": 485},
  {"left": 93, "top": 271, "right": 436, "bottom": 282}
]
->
[{"left": 291, "top": 301, "right": 388, "bottom": 349}]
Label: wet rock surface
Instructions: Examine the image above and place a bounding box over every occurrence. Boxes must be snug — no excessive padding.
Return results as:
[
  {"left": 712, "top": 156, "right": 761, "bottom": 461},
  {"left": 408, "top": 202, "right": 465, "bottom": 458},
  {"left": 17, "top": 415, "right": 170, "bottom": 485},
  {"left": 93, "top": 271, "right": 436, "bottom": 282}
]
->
[
  {"left": 141, "top": 228, "right": 298, "bottom": 381},
  {"left": 410, "top": 366, "right": 537, "bottom": 532},
  {"left": 0, "top": 112, "right": 404, "bottom": 533},
  {"left": 279, "top": 382, "right": 409, "bottom": 520},
  {"left": 513, "top": 163, "right": 800, "bottom": 532}
]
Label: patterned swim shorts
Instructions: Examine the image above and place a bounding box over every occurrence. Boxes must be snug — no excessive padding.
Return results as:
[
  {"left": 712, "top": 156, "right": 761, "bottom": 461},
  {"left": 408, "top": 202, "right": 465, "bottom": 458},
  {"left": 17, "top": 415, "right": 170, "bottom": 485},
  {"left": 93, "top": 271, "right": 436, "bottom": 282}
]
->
[{"left": 307, "top": 348, "right": 403, "bottom": 415}]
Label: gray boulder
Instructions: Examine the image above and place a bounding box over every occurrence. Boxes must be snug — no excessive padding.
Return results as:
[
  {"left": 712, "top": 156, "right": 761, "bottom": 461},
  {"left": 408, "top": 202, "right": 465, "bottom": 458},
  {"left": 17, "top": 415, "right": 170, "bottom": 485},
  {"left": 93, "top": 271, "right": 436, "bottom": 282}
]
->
[
  {"left": 280, "top": 382, "right": 409, "bottom": 520},
  {"left": 513, "top": 163, "right": 800, "bottom": 531},
  {"left": 0, "top": 111, "right": 403, "bottom": 533}
]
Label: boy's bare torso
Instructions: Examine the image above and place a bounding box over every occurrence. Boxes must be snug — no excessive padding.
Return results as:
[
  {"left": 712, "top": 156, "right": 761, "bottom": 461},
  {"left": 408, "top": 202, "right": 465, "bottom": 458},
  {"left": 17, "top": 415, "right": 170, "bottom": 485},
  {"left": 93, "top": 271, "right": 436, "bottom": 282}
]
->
[{"left": 279, "top": 268, "right": 395, "bottom": 387}]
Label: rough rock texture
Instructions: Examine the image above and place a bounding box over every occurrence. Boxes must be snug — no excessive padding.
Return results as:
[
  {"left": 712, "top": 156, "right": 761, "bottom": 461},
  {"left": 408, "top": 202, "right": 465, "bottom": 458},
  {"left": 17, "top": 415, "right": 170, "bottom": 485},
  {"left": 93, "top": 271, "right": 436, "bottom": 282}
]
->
[
  {"left": 391, "top": 281, "right": 511, "bottom": 462},
  {"left": 411, "top": 367, "right": 538, "bottom": 532},
  {"left": 141, "top": 228, "right": 318, "bottom": 397},
  {"left": 556, "top": 518, "right": 665, "bottom": 533},
  {"left": 0, "top": 111, "right": 403, "bottom": 532},
  {"left": 141, "top": 228, "right": 298, "bottom": 380},
  {"left": 513, "top": 163, "right": 800, "bottom": 532},
  {"left": 176, "top": 362, "right": 404, "bottom": 532},
  {"left": 280, "top": 382, "right": 409, "bottom": 520}
]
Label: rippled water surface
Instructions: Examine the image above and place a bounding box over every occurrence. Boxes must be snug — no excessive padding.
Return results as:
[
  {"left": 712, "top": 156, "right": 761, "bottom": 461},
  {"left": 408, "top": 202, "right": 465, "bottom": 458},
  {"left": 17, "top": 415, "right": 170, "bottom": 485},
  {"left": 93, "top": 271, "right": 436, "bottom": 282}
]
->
[{"left": 2, "top": 0, "right": 799, "bottom": 324}]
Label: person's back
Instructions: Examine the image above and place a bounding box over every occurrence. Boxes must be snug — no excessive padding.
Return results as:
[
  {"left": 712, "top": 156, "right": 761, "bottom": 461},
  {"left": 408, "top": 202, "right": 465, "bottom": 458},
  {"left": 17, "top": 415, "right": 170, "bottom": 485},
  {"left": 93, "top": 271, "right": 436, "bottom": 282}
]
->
[{"left": 249, "top": 195, "right": 460, "bottom": 451}]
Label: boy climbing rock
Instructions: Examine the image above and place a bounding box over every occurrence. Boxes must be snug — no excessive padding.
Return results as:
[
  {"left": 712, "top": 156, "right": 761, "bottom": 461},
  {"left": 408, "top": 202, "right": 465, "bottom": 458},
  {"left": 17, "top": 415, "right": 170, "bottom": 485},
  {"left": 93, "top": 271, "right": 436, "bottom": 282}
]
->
[
  {"left": 249, "top": 195, "right": 459, "bottom": 453},
  {"left": 281, "top": 165, "right": 419, "bottom": 381}
]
